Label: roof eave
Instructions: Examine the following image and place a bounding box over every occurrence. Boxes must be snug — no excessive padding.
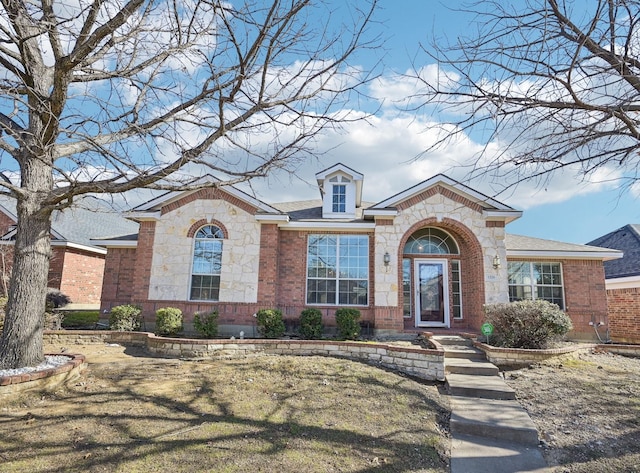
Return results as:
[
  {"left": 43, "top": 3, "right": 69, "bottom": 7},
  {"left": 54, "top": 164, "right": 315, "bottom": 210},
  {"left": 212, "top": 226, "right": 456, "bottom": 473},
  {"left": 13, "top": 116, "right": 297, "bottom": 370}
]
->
[{"left": 507, "top": 250, "right": 623, "bottom": 261}]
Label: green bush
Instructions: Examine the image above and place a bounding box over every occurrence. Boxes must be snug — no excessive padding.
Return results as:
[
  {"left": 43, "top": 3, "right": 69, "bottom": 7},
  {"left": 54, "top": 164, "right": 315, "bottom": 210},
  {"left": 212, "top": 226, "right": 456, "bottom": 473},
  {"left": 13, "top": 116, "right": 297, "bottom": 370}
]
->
[
  {"left": 46, "top": 288, "right": 71, "bottom": 310},
  {"left": 109, "top": 304, "right": 142, "bottom": 331},
  {"left": 61, "top": 311, "right": 100, "bottom": 328},
  {"left": 335, "top": 308, "right": 361, "bottom": 340},
  {"left": 155, "top": 307, "right": 183, "bottom": 336},
  {"left": 299, "top": 308, "right": 323, "bottom": 339},
  {"left": 483, "top": 300, "right": 573, "bottom": 349},
  {"left": 256, "top": 309, "right": 285, "bottom": 338},
  {"left": 193, "top": 310, "right": 219, "bottom": 338}
]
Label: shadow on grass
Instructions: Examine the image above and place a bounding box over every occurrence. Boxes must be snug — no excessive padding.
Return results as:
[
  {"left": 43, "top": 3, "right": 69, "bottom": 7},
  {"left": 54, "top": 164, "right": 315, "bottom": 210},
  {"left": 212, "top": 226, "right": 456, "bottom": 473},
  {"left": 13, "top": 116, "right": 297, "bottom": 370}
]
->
[{"left": 0, "top": 355, "right": 450, "bottom": 473}]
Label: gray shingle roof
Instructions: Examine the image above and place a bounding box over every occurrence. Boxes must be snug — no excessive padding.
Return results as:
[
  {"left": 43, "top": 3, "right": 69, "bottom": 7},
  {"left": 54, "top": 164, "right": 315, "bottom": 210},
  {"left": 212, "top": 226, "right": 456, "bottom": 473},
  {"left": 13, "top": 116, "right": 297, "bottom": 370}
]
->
[
  {"left": 587, "top": 224, "right": 640, "bottom": 278},
  {"left": 505, "top": 234, "right": 617, "bottom": 254},
  {"left": 271, "top": 200, "right": 373, "bottom": 221},
  {"left": 0, "top": 195, "right": 139, "bottom": 248}
]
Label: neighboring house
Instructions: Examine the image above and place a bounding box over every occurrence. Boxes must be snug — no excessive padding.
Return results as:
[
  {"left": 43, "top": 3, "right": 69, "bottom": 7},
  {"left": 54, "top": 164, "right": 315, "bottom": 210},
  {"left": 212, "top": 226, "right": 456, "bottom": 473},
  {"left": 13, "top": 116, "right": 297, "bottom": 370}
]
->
[
  {"left": 588, "top": 225, "right": 640, "bottom": 344},
  {"left": 0, "top": 195, "right": 139, "bottom": 306},
  {"left": 95, "top": 163, "right": 621, "bottom": 339}
]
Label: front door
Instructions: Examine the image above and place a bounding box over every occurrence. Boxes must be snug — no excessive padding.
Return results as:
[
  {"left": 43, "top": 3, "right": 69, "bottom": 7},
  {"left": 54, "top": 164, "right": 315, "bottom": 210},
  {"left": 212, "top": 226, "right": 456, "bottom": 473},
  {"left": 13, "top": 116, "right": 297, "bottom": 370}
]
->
[{"left": 414, "top": 259, "right": 449, "bottom": 328}]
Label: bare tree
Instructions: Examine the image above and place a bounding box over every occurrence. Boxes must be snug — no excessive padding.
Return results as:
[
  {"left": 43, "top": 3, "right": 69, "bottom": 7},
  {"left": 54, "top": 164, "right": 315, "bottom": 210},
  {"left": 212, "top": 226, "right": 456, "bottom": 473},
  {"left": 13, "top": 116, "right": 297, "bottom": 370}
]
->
[
  {"left": 0, "top": 0, "right": 379, "bottom": 369},
  {"left": 413, "top": 0, "right": 640, "bottom": 193}
]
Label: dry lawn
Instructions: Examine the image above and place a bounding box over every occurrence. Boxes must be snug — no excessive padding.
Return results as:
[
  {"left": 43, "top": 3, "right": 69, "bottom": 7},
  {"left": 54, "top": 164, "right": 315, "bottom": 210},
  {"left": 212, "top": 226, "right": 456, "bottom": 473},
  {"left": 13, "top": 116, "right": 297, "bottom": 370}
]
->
[{"left": 0, "top": 344, "right": 450, "bottom": 473}]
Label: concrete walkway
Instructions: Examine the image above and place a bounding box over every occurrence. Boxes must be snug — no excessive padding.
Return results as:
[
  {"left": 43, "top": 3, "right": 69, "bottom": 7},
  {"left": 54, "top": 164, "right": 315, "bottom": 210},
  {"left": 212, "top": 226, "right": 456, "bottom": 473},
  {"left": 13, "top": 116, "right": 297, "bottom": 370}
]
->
[{"left": 433, "top": 335, "right": 551, "bottom": 473}]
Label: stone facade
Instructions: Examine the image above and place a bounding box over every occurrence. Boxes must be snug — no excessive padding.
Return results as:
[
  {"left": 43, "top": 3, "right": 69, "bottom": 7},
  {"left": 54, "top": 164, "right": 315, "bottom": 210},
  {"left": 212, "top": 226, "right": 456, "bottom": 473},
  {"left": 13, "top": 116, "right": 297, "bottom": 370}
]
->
[{"left": 148, "top": 199, "right": 261, "bottom": 303}]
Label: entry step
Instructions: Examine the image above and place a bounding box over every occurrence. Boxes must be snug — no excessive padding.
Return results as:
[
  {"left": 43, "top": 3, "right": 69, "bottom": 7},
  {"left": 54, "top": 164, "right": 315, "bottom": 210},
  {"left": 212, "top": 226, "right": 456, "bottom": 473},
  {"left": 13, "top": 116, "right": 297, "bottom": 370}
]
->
[
  {"left": 445, "top": 358, "right": 500, "bottom": 376},
  {"left": 445, "top": 373, "right": 516, "bottom": 400}
]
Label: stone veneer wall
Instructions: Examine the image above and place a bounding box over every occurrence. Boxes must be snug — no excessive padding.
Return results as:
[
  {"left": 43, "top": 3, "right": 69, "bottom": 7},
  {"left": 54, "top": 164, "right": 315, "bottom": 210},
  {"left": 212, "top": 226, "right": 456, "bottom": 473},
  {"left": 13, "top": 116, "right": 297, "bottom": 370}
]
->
[
  {"left": 148, "top": 199, "right": 261, "bottom": 303},
  {"left": 43, "top": 331, "right": 446, "bottom": 381}
]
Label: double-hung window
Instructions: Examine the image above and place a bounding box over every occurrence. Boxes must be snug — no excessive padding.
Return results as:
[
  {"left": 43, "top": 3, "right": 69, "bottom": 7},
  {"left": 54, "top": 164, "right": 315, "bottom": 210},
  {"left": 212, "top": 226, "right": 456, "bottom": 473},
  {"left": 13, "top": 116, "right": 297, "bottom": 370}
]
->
[
  {"left": 307, "top": 235, "right": 368, "bottom": 305},
  {"left": 508, "top": 262, "right": 565, "bottom": 309},
  {"left": 190, "top": 225, "right": 223, "bottom": 301},
  {"left": 332, "top": 185, "right": 346, "bottom": 213}
]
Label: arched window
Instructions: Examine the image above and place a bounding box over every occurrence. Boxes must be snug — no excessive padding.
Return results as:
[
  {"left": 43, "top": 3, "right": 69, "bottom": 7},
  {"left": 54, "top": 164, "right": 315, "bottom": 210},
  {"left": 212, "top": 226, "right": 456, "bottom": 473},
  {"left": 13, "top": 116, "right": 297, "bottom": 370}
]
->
[
  {"left": 403, "top": 227, "right": 459, "bottom": 255},
  {"left": 190, "top": 225, "right": 224, "bottom": 301}
]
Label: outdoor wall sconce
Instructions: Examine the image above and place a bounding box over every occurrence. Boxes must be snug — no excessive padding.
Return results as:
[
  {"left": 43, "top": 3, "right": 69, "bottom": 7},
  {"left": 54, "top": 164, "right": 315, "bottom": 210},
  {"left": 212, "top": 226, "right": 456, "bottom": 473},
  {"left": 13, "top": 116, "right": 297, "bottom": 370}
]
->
[
  {"left": 383, "top": 252, "right": 391, "bottom": 267},
  {"left": 492, "top": 254, "right": 501, "bottom": 269}
]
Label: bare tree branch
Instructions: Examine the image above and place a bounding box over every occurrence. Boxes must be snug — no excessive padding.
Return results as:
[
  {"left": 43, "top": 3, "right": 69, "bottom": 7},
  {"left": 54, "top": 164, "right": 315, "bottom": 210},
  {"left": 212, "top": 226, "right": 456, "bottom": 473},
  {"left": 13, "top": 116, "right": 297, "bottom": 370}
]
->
[{"left": 412, "top": 0, "right": 640, "bottom": 193}]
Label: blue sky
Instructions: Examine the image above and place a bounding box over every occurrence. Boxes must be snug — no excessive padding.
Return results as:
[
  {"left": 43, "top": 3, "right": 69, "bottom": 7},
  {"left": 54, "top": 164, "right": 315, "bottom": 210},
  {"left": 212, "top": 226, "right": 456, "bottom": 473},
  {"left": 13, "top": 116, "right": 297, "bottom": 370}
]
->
[{"left": 247, "top": 0, "right": 638, "bottom": 245}]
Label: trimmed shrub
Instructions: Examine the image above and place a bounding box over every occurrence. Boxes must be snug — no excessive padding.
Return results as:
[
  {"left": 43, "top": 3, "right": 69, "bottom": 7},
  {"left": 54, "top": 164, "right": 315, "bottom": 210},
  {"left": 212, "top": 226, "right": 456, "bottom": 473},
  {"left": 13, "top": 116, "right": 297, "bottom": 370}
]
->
[
  {"left": 483, "top": 300, "right": 573, "bottom": 349},
  {"left": 193, "top": 310, "right": 219, "bottom": 338},
  {"left": 155, "top": 307, "right": 183, "bottom": 336},
  {"left": 299, "top": 308, "right": 323, "bottom": 339},
  {"left": 61, "top": 311, "right": 100, "bottom": 328},
  {"left": 256, "top": 308, "right": 285, "bottom": 339},
  {"left": 335, "top": 308, "right": 361, "bottom": 340},
  {"left": 46, "top": 288, "right": 71, "bottom": 310},
  {"left": 109, "top": 304, "right": 142, "bottom": 331}
]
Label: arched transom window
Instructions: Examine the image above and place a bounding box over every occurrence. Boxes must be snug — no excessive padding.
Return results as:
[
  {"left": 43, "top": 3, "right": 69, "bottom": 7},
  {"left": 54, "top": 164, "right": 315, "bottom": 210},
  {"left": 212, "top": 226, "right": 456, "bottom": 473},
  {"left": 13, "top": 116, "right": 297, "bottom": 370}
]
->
[
  {"left": 190, "top": 225, "right": 224, "bottom": 301},
  {"left": 403, "top": 227, "right": 460, "bottom": 255}
]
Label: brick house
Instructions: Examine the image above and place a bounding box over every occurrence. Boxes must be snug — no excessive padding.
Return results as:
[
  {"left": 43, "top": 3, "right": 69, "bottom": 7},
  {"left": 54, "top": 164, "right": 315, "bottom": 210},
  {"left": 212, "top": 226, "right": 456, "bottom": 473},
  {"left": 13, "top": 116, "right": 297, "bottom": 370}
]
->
[
  {"left": 0, "top": 196, "right": 138, "bottom": 306},
  {"left": 588, "top": 225, "right": 640, "bottom": 344},
  {"left": 95, "top": 163, "right": 621, "bottom": 339}
]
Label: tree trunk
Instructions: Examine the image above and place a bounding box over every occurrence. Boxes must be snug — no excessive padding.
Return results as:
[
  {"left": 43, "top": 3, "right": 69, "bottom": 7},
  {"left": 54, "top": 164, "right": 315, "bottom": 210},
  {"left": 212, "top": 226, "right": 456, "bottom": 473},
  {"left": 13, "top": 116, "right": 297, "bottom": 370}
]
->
[{"left": 0, "top": 167, "right": 53, "bottom": 369}]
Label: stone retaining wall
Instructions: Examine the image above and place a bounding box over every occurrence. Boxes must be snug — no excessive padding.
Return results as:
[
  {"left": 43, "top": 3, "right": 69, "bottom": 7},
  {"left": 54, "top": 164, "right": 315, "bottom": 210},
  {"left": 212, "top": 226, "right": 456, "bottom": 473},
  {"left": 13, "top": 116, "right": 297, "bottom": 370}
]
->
[
  {"left": 474, "top": 341, "right": 597, "bottom": 367},
  {"left": 43, "top": 331, "right": 445, "bottom": 381},
  {"left": 0, "top": 354, "right": 86, "bottom": 395}
]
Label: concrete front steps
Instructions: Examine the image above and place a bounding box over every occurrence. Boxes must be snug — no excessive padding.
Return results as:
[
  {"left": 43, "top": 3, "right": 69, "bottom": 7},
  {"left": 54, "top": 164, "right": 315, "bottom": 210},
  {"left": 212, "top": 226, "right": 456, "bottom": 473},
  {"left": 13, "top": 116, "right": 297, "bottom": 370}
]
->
[{"left": 432, "top": 335, "right": 549, "bottom": 473}]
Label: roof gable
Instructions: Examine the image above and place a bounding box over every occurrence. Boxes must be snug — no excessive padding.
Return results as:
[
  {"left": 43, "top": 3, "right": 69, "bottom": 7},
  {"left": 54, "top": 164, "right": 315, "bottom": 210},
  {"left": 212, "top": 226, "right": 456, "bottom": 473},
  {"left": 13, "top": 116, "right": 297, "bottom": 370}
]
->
[
  {"left": 587, "top": 224, "right": 640, "bottom": 278},
  {"left": 131, "top": 175, "right": 283, "bottom": 216},
  {"left": 366, "top": 174, "right": 521, "bottom": 223}
]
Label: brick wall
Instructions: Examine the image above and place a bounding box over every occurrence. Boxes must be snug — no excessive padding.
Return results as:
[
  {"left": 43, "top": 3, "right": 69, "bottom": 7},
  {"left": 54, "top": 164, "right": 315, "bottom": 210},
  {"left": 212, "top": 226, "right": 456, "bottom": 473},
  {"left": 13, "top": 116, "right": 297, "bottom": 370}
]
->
[
  {"left": 508, "top": 258, "right": 608, "bottom": 340},
  {"left": 606, "top": 287, "right": 640, "bottom": 344},
  {"left": 58, "top": 247, "right": 106, "bottom": 304},
  {"left": 100, "top": 247, "right": 137, "bottom": 312}
]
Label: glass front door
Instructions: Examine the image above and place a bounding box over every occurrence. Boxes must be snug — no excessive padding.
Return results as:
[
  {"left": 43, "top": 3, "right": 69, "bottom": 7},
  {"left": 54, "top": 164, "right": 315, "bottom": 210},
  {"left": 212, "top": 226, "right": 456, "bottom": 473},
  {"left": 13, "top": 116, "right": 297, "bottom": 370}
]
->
[{"left": 414, "top": 259, "right": 449, "bottom": 327}]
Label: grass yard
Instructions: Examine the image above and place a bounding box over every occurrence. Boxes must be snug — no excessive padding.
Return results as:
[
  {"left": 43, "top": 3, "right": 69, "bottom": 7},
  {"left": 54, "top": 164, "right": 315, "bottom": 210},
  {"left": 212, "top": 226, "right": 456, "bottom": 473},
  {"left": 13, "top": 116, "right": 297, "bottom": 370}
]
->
[{"left": 0, "top": 344, "right": 450, "bottom": 473}]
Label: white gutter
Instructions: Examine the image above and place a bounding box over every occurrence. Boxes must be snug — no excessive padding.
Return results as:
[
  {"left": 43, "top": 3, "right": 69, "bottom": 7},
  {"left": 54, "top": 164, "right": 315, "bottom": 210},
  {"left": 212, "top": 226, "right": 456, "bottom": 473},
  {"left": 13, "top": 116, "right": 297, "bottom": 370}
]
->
[
  {"left": 91, "top": 240, "right": 138, "bottom": 248},
  {"left": 507, "top": 250, "right": 623, "bottom": 261},
  {"left": 279, "top": 221, "right": 375, "bottom": 231}
]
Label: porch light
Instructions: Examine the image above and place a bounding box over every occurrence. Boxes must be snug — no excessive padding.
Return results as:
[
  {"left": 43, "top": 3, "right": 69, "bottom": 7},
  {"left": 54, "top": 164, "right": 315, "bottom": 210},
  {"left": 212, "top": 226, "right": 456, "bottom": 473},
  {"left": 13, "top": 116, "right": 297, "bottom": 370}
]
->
[
  {"left": 383, "top": 252, "right": 391, "bottom": 266},
  {"left": 492, "top": 254, "right": 501, "bottom": 269}
]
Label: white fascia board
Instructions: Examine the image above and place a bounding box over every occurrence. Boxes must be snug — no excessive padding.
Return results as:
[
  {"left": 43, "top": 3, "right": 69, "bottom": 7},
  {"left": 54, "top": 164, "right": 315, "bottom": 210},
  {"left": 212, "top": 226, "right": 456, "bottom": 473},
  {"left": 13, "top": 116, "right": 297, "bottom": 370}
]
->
[
  {"left": 606, "top": 275, "right": 640, "bottom": 290},
  {"left": 51, "top": 241, "right": 108, "bottom": 255},
  {"left": 279, "top": 221, "right": 375, "bottom": 232},
  {"left": 362, "top": 209, "right": 398, "bottom": 217},
  {"left": 255, "top": 214, "right": 290, "bottom": 223},
  {"left": 91, "top": 239, "right": 138, "bottom": 248},
  {"left": 507, "top": 250, "right": 623, "bottom": 261},
  {"left": 124, "top": 211, "right": 161, "bottom": 221},
  {"left": 483, "top": 210, "right": 523, "bottom": 222}
]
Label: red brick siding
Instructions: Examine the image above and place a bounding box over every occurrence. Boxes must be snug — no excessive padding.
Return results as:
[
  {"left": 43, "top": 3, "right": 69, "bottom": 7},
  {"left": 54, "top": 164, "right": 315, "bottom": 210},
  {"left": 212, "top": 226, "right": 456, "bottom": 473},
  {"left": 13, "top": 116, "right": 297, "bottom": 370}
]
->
[
  {"left": 100, "top": 247, "right": 137, "bottom": 312},
  {"left": 257, "top": 224, "right": 278, "bottom": 306},
  {"left": 186, "top": 219, "right": 228, "bottom": 238},
  {"left": 0, "top": 210, "right": 16, "bottom": 235},
  {"left": 58, "top": 247, "right": 105, "bottom": 304},
  {"left": 275, "top": 230, "right": 376, "bottom": 327},
  {"left": 132, "top": 221, "right": 156, "bottom": 302},
  {"left": 508, "top": 258, "right": 608, "bottom": 340},
  {"left": 606, "top": 287, "right": 640, "bottom": 344},
  {"left": 48, "top": 247, "right": 65, "bottom": 290}
]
